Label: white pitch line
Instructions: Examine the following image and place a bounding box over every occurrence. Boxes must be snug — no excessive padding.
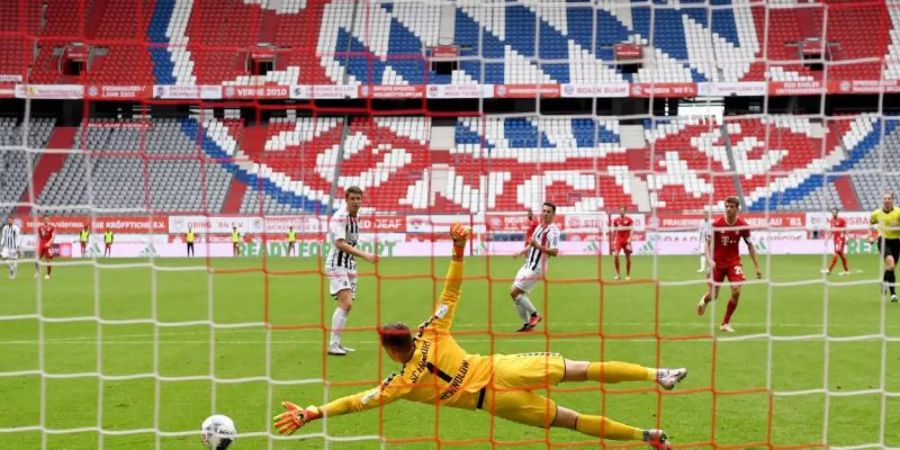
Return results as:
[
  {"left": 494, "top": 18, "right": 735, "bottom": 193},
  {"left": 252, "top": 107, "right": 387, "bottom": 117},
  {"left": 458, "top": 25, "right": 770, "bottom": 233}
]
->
[{"left": 3, "top": 324, "right": 899, "bottom": 346}]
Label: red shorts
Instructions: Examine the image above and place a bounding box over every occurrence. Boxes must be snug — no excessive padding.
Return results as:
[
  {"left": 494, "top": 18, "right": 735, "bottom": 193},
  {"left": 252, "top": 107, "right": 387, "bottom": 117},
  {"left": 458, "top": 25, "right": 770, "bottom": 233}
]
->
[
  {"left": 710, "top": 264, "right": 745, "bottom": 285},
  {"left": 614, "top": 240, "right": 632, "bottom": 254},
  {"left": 39, "top": 246, "right": 53, "bottom": 260},
  {"left": 834, "top": 239, "right": 845, "bottom": 254}
]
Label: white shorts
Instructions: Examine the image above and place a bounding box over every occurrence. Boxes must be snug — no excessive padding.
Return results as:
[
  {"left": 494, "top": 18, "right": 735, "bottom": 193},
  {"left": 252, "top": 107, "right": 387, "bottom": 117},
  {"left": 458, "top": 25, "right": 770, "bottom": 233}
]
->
[
  {"left": 328, "top": 270, "right": 357, "bottom": 299},
  {"left": 513, "top": 265, "right": 543, "bottom": 293},
  {"left": 1, "top": 248, "right": 17, "bottom": 259}
]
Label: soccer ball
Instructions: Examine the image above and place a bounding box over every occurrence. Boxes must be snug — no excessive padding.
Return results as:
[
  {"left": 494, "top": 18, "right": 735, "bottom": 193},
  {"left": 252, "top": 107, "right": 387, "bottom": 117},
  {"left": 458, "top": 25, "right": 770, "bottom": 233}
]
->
[{"left": 200, "top": 414, "right": 237, "bottom": 449}]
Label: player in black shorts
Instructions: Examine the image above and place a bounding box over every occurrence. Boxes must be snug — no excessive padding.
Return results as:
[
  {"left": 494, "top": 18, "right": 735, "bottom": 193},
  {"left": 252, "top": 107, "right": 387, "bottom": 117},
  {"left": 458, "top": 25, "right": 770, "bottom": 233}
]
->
[{"left": 870, "top": 193, "right": 900, "bottom": 302}]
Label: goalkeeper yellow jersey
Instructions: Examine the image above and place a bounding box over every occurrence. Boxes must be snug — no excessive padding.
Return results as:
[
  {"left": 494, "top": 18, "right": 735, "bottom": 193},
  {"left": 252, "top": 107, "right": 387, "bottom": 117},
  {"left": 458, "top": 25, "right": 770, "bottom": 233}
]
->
[
  {"left": 321, "top": 261, "right": 495, "bottom": 416},
  {"left": 870, "top": 207, "right": 900, "bottom": 240}
]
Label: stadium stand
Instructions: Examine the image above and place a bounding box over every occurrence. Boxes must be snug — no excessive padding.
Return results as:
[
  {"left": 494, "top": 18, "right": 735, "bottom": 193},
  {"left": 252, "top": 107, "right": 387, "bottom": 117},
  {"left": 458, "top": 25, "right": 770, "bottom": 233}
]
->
[
  {"left": 2, "top": 1, "right": 895, "bottom": 86},
  {"left": 2, "top": 0, "right": 899, "bottom": 215},
  {"left": 6, "top": 113, "right": 890, "bottom": 215}
]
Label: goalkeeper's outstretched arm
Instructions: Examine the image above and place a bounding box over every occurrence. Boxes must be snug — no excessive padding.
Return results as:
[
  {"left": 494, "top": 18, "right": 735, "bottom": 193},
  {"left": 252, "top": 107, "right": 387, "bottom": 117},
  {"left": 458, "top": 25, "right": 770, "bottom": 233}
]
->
[
  {"left": 430, "top": 223, "right": 470, "bottom": 331},
  {"left": 273, "top": 374, "right": 411, "bottom": 434},
  {"left": 273, "top": 224, "right": 471, "bottom": 435}
]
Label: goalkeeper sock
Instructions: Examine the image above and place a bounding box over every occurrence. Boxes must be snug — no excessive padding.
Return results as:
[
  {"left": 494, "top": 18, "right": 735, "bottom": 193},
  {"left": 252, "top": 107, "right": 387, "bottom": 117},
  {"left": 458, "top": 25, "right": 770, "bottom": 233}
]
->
[
  {"left": 513, "top": 296, "right": 530, "bottom": 323},
  {"left": 574, "top": 414, "right": 643, "bottom": 440},
  {"left": 330, "top": 308, "right": 347, "bottom": 346},
  {"left": 586, "top": 362, "right": 655, "bottom": 383}
]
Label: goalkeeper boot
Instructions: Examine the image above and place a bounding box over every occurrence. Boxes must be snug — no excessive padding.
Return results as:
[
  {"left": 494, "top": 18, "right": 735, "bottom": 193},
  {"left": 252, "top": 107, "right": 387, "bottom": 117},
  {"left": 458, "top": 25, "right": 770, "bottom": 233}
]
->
[
  {"left": 656, "top": 368, "right": 688, "bottom": 391},
  {"left": 643, "top": 429, "right": 671, "bottom": 450}
]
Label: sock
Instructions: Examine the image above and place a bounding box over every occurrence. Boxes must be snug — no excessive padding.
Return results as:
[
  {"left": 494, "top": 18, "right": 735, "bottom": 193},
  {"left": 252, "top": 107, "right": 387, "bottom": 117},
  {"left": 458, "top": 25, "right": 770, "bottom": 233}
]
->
[
  {"left": 586, "top": 362, "right": 656, "bottom": 383},
  {"left": 47, "top": 264, "right": 51, "bottom": 276},
  {"left": 574, "top": 414, "right": 643, "bottom": 440},
  {"left": 840, "top": 254, "right": 848, "bottom": 271},
  {"left": 886, "top": 270, "right": 896, "bottom": 295},
  {"left": 330, "top": 308, "right": 347, "bottom": 346},
  {"left": 626, "top": 257, "right": 631, "bottom": 276},
  {"left": 10, "top": 262, "right": 16, "bottom": 279},
  {"left": 699, "top": 255, "right": 706, "bottom": 270},
  {"left": 722, "top": 298, "right": 738, "bottom": 325},
  {"left": 829, "top": 255, "right": 838, "bottom": 272},
  {"left": 614, "top": 256, "right": 620, "bottom": 275},
  {"left": 517, "top": 294, "right": 538, "bottom": 316},
  {"left": 703, "top": 292, "right": 712, "bottom": 304},
  {"left": 513, "top": 297, "right": 530, "bottom": 323}
]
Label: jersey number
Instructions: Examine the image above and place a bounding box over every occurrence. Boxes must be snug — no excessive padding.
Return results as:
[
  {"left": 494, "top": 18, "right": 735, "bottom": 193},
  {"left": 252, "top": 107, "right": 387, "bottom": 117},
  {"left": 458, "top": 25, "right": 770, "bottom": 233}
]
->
[{"left": 733, "top": 266, "right": 744, "bottom": 275}]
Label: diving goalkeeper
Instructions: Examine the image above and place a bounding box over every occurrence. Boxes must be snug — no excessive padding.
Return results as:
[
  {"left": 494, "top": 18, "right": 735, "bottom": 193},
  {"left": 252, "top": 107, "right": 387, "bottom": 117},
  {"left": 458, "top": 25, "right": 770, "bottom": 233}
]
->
[{"left": 274, "top": 224, "right": 686, "bottom": 449}]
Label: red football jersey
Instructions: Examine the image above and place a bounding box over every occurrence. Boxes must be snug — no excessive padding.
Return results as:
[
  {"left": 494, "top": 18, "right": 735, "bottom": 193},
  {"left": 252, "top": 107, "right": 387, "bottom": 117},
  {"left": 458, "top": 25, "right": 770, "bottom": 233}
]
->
[
  {"left": 525, "top": 218, "right": 539, "bottom": 243},
  {"left": 38, "top": 224, "right": 55, "bottom": 248},
  {"left": 612, "top": 216, "right": 633, "bottom": 241},
  {"left": 711, "top": 216, "right": 750, "bottom": 267},
  {"left": 829, "top": 217, "right": 847, "bottom": 242}
]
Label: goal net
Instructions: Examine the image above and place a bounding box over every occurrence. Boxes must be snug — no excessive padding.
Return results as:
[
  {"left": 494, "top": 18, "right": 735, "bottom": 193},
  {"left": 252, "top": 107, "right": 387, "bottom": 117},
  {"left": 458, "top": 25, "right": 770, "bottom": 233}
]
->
[{"left": 1, "top": 0, "right": 899, "bottom": 449}]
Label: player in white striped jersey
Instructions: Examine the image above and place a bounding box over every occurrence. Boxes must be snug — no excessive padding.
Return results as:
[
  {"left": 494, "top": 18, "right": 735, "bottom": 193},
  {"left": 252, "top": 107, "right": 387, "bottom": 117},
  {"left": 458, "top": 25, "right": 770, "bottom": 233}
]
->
[
  {"left": 510, "top": 202, "right": 560, "bottom": 332},
  {"left": 326, "top": 186, "right": 379, "bottom": 356},
  {"left": 698, "top": 212, "right": 712, "bottom": 273},
  {"left": 1, "top": 216, "right": 22, "bottom": 279}
]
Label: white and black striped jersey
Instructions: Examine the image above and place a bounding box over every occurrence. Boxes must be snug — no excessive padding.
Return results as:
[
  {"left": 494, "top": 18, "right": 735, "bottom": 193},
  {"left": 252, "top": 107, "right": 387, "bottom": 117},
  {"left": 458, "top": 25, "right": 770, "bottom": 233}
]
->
[
  {"left": 325, "top": 207, "right": 359, "bottom": 271},
  {"left": 699, "top": 219, "right": 712, "bottom": 242},
  {"left": 523, "top": 223, "right": 560, "bottom": 271},
  {"left": 1, "top": 222, "right": 21, "bottom": 251}
]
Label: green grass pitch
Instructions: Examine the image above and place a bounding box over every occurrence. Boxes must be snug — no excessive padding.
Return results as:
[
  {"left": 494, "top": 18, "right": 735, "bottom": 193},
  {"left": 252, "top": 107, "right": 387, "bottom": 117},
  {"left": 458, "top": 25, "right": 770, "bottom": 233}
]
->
[{"left": 1, "top": 253, "right": 899, "bottom": 449}]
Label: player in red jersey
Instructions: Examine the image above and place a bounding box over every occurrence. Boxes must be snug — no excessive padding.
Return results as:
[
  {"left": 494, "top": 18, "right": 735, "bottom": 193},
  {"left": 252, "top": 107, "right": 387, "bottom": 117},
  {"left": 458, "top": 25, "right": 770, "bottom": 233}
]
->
[
  {"left": 822, "top": 207, "right": 850, "bottom": 276},
  {"left": 610, "top": 207, "right": 633, "bottom": 280},
  {"left": 696, "top": 197, "right": 762, "bottom": 333},
  {"left": 36, "top": 215, "right": 55, "bottom": 280},
  {"left": 524, "top": 209, "right": 539, "bottom": 245}
]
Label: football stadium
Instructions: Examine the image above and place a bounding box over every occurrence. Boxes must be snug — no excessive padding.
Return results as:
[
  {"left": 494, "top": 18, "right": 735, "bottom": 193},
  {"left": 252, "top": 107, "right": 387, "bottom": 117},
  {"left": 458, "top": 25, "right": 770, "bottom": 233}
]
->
[{"left": 2, "top": 0, "right": 900, "bottom": 448}]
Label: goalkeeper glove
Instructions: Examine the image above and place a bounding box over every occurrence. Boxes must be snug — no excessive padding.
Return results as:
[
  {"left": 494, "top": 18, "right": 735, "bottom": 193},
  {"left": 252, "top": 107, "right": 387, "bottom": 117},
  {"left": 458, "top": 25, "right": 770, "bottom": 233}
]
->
[
  {"left": 272, "top": 401, "right": 321, "bottom": 435},
  {"left": 450, "top": 223, "right": 471, "bottom": 258}
]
